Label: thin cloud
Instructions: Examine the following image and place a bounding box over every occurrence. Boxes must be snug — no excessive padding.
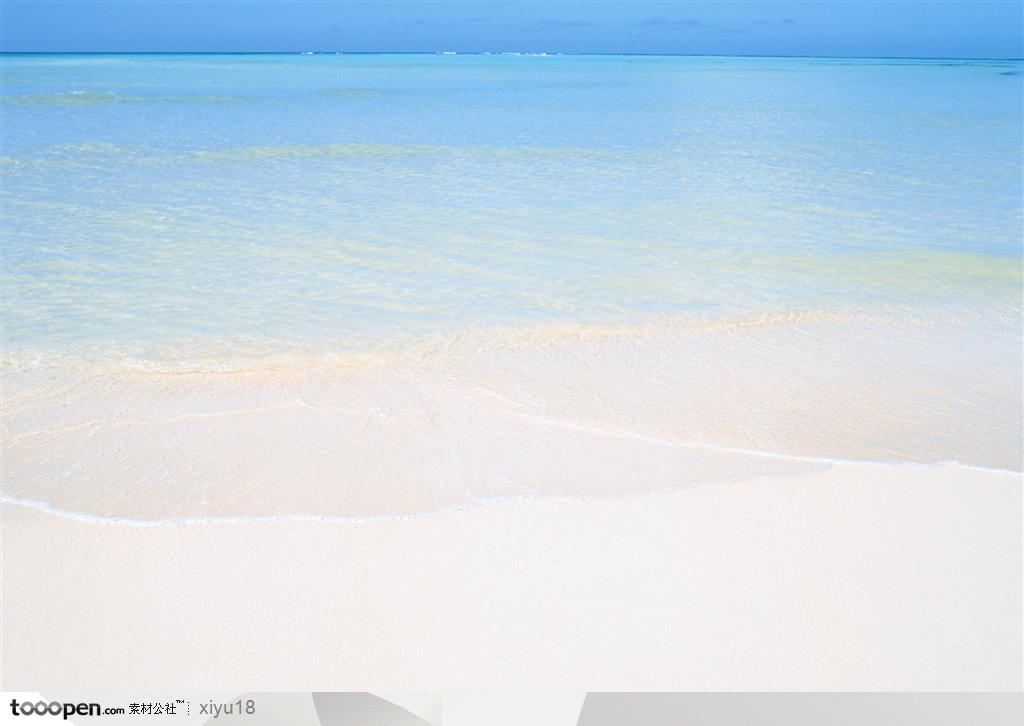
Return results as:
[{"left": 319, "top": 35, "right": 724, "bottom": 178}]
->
[
  {"left": 538, "top": 19, "right": 598, "bottom": 28},
  {"left": 636, "top": 18, "right": 704, "bottom": 29}
]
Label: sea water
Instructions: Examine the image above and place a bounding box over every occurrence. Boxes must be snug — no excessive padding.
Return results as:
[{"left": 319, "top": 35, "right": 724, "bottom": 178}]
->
[
  {"left": 1, "top": 55, "right": 1022, "bottom": 517},
  {"left": 2, "top": 53, "right": 1021, "bottom": 369}
]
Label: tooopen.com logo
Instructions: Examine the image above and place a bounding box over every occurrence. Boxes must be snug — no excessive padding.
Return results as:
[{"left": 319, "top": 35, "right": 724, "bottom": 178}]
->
[{"left": 9, "top": 700, "right": 124, "bottom": 719}]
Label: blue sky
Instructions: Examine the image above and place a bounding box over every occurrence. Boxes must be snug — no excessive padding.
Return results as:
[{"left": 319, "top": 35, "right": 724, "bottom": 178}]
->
[{"left": 2, "top": 1, "right": 1022, "bottom": 58}]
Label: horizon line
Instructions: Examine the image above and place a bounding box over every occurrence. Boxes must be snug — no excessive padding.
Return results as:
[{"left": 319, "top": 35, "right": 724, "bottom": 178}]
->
[{"left": 1, "top": 50, "right": 1022, "bottom": 61}]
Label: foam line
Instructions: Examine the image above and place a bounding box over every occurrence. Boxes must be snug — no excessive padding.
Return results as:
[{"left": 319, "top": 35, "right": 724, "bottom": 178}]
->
[{"left": 2, "top": 458, "right": 1018, "bottom": 527}]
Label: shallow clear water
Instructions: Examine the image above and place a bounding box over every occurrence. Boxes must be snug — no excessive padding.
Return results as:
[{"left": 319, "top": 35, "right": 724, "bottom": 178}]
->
[{"left": 2, "top": 53, "right": 1022, "bottom": 368}]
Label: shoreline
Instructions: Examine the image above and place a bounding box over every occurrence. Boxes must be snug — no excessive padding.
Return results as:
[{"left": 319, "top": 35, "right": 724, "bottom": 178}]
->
[
  {"left": 3, "top": 310, "right": 1020, "bottom": 521},
  {"left": 4, "top": 304, "right": 1019, "bottom": 376},
  {"left": 1, "top": 455, "right": 1020, "bottom": 526}
]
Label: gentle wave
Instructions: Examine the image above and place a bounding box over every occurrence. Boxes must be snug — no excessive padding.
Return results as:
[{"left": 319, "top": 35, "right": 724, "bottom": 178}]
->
[
  {"left": 0, "top": 307, "right": 1004, "bottom": 375},
  {"left": 3, "top": 457, "right": 1018, "bottom": 527},
  {"left": 1, "top": 139, "right": 607, "bottom": 173},
  {"left": 1, "top": 91, "right": 248, "bottom": 106}
]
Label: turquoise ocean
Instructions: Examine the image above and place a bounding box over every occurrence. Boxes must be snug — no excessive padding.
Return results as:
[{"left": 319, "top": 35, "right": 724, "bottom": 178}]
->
[{"left": 2, "top": 53, "right": 1021, "bottom": 370}]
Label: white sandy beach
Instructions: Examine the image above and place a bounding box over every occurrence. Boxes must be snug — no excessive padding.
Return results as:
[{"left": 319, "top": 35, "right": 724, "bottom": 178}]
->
[
  {"left": 2, "top": 462, "right": 1020, "bottom": 691},
  {"left": 2, "top": 314, "right": 1021, "bottom": 690}
]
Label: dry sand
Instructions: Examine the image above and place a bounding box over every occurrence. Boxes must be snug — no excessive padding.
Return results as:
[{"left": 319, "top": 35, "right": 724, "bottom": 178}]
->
[{"left": 2, "top": 462, "right": 1019, "bottom": 691}]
